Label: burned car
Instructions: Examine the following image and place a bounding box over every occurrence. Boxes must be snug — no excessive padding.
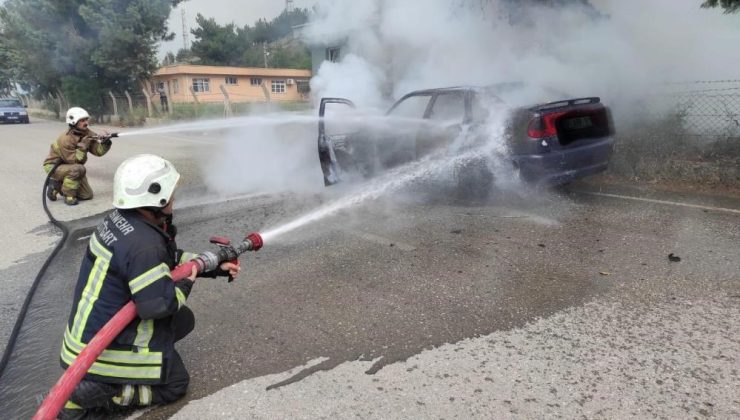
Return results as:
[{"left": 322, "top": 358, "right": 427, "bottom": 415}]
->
[
  {"left": 317, "top": 83, "right": 614, "bottom": 195},
  {"left": 0, "top": 98, "right": 30, "bottom": 124}
]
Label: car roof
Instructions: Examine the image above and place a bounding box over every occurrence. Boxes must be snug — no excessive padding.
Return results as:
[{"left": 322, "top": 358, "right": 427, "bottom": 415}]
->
[{"left": 401, "top": 83, "right": 542, "bottom": 98}]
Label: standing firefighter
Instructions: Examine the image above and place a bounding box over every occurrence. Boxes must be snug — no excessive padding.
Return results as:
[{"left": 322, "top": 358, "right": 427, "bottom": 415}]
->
[
  {"left": 43, "top": 107, "right": 113, "bottom": 206},
  {"left": 59, "top": 154, "right": 240, "bottom": 419}
]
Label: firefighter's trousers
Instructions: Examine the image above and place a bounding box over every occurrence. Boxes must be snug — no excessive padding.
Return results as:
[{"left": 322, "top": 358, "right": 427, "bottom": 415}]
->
[
  {"left": 44, "top": 163, "right": 94, "bottom": 200},
  {"left": 67, "top": 307, "right": 195, "bottom": 410}
]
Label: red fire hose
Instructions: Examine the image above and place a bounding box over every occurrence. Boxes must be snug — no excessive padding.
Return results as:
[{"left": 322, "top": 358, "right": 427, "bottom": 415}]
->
[{"left": 33, "top": 232, "right": 263, "bottom": 420}]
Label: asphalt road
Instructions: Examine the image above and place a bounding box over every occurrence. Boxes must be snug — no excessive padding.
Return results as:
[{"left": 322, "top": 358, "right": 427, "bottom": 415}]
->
[{"left": 0, "top": 119, "right": 738, "bottom": 419}]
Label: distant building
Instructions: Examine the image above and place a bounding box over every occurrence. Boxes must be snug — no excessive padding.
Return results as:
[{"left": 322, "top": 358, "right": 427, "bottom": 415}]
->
[
  {"left": 310, "top": 43, "right": 344, "bottom": 75},
  {"left": 149, "top": 64, "right": 311, "bottom": 103}
]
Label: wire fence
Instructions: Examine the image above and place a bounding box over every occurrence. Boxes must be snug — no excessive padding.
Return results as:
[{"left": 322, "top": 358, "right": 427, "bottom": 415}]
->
[{"left": 658, "top": 80, "right": 740, "bottom": 139}]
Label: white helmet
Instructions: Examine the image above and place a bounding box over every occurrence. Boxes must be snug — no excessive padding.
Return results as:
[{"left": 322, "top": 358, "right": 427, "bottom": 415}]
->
[
  {"left": 66, "top": 107, "right": 90, "bottom": 126},
  {"left": 113, "top": 154, "right": 181, "bottom": 209}
]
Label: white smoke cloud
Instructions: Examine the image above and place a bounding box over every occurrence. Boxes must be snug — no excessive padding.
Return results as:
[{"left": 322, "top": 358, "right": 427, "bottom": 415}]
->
[
  {"left": 200, "top": 0, "right": 740, "bottom": 198},
  {"left": 304, "top": 0, "right": 740, "bottom": 115},
  {"left": 310, "top": 55, "right": 387, "bottom": 108}
]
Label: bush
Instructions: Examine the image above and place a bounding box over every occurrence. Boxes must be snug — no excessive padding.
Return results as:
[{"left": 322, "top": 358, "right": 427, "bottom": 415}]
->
[
  {"left": 117, "top": 106, "right": 149, "bottom": 127},
  {"left": 608, "top": 109, "right": 740, "bottom": 186},
  {"left": 168, "top": 100, "right": 310, "bottom": 120}
]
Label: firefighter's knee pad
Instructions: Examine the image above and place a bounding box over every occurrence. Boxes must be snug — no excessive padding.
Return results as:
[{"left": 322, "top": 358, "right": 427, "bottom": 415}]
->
[
  {"left": 157, "top": 378, "right": 189, "bottom": 404},
  {"left": 68, "top": 164, "right": 87, "bottom": 179},
  {"left": 69, "top": 379, "right": 118, "bottom": 409}
]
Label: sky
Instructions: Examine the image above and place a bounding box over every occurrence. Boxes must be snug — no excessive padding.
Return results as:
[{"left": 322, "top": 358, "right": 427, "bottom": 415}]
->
[{"left": 159, "top": 0, "right": 317, "bottom": 57}]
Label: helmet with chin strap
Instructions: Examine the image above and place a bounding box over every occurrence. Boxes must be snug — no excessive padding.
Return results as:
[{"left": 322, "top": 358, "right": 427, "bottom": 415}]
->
[{"left": 113, "top": 154, "right": 180, "bottom": 209}]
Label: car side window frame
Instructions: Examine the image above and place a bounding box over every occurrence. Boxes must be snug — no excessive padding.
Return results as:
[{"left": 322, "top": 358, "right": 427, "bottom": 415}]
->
[
  {"left": 386, "top": 93, "right": 435, "bottom": 120},
  {"left": 426, "top": 90, "right": 470, "bottom": 124},
  {"left": 468, "top": 90, "right": 506, "bottom": 124}
]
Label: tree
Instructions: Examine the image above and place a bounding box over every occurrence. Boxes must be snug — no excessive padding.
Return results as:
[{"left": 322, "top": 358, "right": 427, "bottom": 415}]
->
[
  {"left": 701, "top": 0, "right": 740, "bottom": 12},
  {"left": 0, "top": 32, "right": 17, "bottom": 95},
  {"left": 0, "top": 0, "right": 182, "bottom": 113},
  {"left": 187, "top": 8, "right": 311, "bottom": 69},
  {"left": 189, "top": 14, "right": 248, "bottom": 66},
  {"left": 176, "top": 48, "right": 198, "bottom": 64},
  {"left": 268, "top": 42, "right": 311, "bottom": 70},
  {"left": 162, "top": 51, "right": 176, "bottom": 66}
]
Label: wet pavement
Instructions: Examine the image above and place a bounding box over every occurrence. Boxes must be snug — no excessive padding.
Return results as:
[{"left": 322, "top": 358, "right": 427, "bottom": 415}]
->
[
  {"left": 1, "top": 119, "right": 738, "bottom": 419},
  {"left": 1, "top": 181, "right": 737, "bottom": 419},
  {"left": 166, "top": 186, "right": 740, "bottom": 419}
]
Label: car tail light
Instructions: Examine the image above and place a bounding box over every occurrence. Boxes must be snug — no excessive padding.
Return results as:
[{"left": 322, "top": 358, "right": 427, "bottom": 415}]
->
[{"left": 527, "top": 112, "right": 567, "bottom": 138}]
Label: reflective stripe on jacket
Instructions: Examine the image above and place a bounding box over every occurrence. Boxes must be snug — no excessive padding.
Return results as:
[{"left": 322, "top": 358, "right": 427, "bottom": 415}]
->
[
  {"left": 60, "top": 209, "right": 193, "bottom": 384},
  {"left": 43, "top": 127, "right": 111, "bottom": 167}
]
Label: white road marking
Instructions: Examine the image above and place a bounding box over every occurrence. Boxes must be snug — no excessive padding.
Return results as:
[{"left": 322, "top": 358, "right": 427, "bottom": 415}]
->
[{"left": 580, "top": 191, "right": 740, "bottom": 215}]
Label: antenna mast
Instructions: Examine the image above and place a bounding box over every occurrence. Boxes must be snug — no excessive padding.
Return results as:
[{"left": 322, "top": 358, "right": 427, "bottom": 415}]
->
[{"left": 181, "top": 7, "right": 189, "bottom": 49}]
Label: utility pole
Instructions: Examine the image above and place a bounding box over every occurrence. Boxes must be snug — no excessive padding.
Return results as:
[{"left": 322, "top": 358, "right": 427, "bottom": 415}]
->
[
  {"left": 286, "top": 0, "right": 294, "bottom": 12},
  {"left": 263, "top": 42, "right": 269, "bottom": 68}
]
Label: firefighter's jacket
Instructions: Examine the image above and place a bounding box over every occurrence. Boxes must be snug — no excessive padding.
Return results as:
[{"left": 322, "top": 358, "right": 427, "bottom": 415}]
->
[
  {"left": 43, "top": 127, "right": 111, "bottom": 169},
  {"left": 60, "top": 209, "right": 198, "bottom": 384}
]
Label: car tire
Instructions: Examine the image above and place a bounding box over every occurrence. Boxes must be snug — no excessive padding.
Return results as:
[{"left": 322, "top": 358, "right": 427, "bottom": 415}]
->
[{"left": 455, "top": 157, "right": 494, "bottom": 202}]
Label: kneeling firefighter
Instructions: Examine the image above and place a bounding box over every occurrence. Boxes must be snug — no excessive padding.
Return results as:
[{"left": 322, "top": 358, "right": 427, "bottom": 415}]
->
[
  {"left": 43, "top": 107, "right": 113, "bottom": 206},
  {"left": 59, "top": 154, "right": 240, "bottom": 419}
]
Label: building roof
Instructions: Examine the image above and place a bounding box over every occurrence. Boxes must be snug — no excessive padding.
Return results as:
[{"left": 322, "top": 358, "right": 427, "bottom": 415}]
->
[{"left": 154, "top": 64, "right": 311, "bottom": 79}]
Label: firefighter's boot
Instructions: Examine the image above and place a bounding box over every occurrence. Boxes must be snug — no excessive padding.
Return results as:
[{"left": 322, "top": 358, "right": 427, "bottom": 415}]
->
[
  {"left": 65, "top": 195, "right": 79, "bottom": 206},
  {"left": 46, "top": 185, "right": 58, "bottom": 201},
  {"left": 58, "top": 379, "right": 120, "bottom": 419},
  {"left": 46, "top": 180, "right": 61, "bottom": 202},
  {"left": 58, "top": 401, "right": 87, "bottom": 420}
]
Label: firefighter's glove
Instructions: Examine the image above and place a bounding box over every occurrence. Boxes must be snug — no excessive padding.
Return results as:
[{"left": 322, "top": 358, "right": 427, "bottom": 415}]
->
[
  {"left": 201, "top": 261, "right": 241, "bottom": 282},
  {"left": 98, "top": 132, "right": 113, "bottom": 145},
  {"left": 76, "top": 141, "right": 89, "bottom": 152}
]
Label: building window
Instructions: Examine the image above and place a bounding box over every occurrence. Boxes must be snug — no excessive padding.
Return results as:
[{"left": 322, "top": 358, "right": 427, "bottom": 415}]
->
[
  {"left": 172, "top": 79, "right": 179, "bottom": 94},
  {"left": 296, "top": 80, "right": 310, "bottom": 94},
  {"left": 192, "top": 78, "right": 210, "bottom": 93},
  {"left": 250, "top": 77, "right": 262, "bottom": 86},
  {"left": 225, "top": 76, "right": 238, "bottom": 85},
  {"left": 327, "top": 47, "right": 341, "bottom": 62},
  {"left": 271, "top": 80, "right": 286, "bottom": 94}
]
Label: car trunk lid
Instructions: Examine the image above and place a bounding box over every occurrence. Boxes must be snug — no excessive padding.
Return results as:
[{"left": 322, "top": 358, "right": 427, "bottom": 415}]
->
[{"left": 527, "top": 97, "right": 612, "bottom": 147}]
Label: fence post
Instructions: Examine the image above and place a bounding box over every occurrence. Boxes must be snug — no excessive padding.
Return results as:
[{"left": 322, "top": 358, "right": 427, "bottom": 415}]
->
[
  {"left": 124, "top": 90, "right": 134, "bottom": 115},
  {"left": 166, "top": 82, "right": 173, "bottom": 115},
  {"left": 108, "top": 91, "right": 118, "bottom": 119},
  {"left": 219, "top": 85, "right": 232, "bottom": 117},
  {"left": 141, "top": 88, "right": 153, "bottom": 118},
  {"left": 260, "top": 81, "right": 271, "bottom": 103}
]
